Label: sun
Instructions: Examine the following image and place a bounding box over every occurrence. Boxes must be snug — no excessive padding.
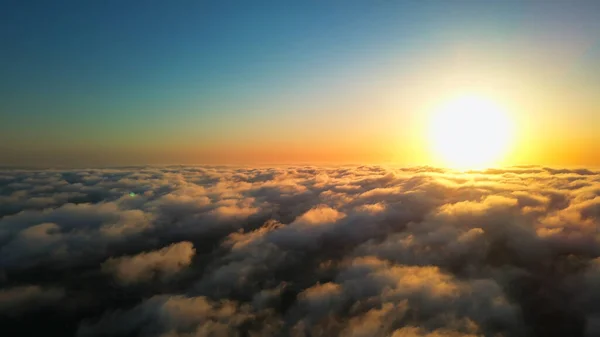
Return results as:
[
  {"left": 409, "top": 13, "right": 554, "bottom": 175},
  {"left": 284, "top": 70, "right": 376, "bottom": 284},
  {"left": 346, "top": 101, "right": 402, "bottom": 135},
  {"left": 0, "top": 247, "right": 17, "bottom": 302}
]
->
[{"left": 428, "top": 95, "right": 513, "bottom": 169}]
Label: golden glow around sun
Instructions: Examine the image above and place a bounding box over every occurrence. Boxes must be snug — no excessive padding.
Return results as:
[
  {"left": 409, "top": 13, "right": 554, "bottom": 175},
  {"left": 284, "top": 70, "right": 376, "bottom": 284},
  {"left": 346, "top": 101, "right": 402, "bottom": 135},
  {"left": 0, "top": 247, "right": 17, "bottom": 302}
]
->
[{"left": 429, "top": 95, "right": 513, "bottom": 169}]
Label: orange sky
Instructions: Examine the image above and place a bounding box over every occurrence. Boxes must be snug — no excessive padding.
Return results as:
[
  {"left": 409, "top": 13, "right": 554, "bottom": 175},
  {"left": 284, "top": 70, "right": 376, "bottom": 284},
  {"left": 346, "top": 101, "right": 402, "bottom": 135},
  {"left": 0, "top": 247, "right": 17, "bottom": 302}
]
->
[{"left": 2, "top": 1, "right": 599, "bottom": 168}]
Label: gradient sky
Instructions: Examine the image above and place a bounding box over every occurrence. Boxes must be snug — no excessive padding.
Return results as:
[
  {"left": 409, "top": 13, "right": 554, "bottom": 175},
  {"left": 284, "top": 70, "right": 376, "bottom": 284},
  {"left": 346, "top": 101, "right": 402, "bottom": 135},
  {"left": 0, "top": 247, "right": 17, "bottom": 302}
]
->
[{"left": 2, "top": 0, "right": 599, "bottom": 167}]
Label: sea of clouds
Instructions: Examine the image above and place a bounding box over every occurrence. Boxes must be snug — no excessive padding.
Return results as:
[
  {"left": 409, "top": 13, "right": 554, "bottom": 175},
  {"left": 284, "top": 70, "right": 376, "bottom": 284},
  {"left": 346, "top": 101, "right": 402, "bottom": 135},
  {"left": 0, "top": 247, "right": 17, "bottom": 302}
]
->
[{"left": 0, "top": 165, "right": 599, "bottom": 337}]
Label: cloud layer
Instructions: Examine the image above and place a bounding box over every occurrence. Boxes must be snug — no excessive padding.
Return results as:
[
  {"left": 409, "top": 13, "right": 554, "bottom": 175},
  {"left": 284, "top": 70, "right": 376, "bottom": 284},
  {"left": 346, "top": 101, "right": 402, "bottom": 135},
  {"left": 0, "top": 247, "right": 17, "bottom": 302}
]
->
[{"left": 1, "top": 165, "right": 599, "bottom": 336}]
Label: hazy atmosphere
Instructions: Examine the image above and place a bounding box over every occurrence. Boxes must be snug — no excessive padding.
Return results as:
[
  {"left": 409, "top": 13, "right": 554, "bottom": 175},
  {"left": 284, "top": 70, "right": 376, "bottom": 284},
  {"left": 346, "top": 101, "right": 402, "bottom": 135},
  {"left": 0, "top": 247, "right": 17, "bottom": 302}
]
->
[{"left": 1, "top": 1, "right": 600, "bottom": 337}]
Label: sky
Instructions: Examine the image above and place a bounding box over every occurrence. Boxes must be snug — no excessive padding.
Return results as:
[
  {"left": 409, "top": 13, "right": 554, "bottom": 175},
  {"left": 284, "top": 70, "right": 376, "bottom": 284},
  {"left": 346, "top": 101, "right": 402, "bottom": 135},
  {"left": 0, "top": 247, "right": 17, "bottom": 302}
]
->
[{"left": 1, "top": 0, "right": 599, "bottom": 167}]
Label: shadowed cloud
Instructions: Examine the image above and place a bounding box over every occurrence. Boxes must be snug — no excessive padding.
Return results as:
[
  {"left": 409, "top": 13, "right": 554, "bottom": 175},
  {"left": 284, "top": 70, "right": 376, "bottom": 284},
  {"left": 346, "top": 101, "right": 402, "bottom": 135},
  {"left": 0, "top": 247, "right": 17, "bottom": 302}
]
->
[{"left": 0, "top": 165, "right": 599, "bottom": 336}]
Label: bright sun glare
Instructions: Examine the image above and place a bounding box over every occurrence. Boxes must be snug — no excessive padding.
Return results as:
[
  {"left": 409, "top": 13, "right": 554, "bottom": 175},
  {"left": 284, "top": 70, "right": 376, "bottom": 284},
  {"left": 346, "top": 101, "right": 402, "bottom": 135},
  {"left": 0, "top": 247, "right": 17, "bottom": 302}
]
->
[{"left": 429, "top": 95, "right": 513, "bottom": 169}]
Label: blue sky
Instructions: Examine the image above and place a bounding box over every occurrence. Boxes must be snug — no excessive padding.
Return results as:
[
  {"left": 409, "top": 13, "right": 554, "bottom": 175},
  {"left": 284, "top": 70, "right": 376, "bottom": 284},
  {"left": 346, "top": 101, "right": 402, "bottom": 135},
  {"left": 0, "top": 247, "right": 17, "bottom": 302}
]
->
[{"left": 2, "top": 0, "right": 599, "bottom": 166}]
